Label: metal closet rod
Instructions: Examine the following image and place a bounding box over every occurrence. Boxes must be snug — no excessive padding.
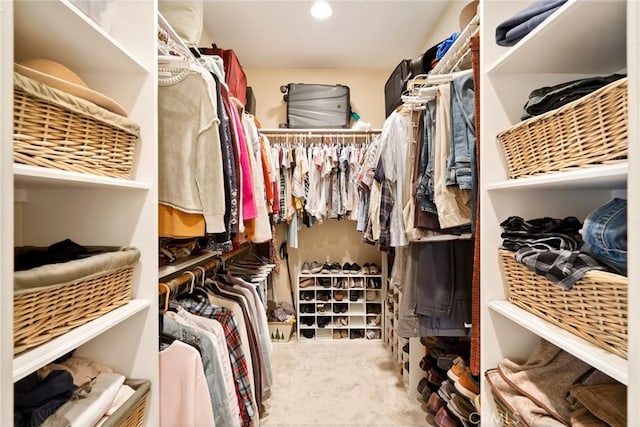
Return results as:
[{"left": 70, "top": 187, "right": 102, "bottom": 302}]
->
[{"left": 259, "top": 128, "right": 381, "bottom": 134}]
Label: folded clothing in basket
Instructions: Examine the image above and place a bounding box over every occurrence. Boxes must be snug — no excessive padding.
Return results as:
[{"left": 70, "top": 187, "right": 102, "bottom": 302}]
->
[
  {"left": 521, "top": 73, "right": 626, "bottom": 120},
  {"left": 14, "top": 244, "right": 140, "bottom": 291}
]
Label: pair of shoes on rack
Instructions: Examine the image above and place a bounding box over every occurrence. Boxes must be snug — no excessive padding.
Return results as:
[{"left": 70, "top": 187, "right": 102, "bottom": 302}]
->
[
  {"left": 317, "top": 303, "right": 329, "bottom": 313},
  {"left": 317, "top": 292, "right": 330, "bottom": 301},
  {"left": 454, "top": 368, "right": 480, "bottom": 400},
  {"left": 334, "top": 291, "right": 345, "bottom": 301},
  {"left": 299, "top": 278, "right": 314, "bottom": 288},
  {"left": 366, "top": 304, "right": 381, "bottom": 314},
  {"left": 301, "top": 329, "right": 315, "bottom": 339},
  {"left": 334, "top": 278, "right": 345, "bottom": 289},
  {"left": 333, "top": 329, "right": 349, "bottom": 339},
  {"left": 301, "top": 317, "right": 314, "bottom": 327},
  {"left": 362, "top": 263, "right": 380, "bottom": 275},
  {"left": 301, "top": 291, "right": 314, "bottom": 301},
  {"left": 321, "top": 262, "right": 342, "bottom": 274},
  {"left": 366, "top": 291, "right": 379, "bottom": 301},
  {"left": 318, "top": 278, "right": 331, "bottom": 288},
  {"left": 333, "top": 304, "right": 347, "bottom": 314},
  {"left": 317, "top": 317, "right": 331, "bottom": 328},
  {"left": 350, "top": 330, "right": 364, "bottom": 339},
  {"left": 350, "top": 291, "right": 361, "bottom": 302},
  {"left": 302, "top": 261, "right": 323, "bottom": 274},
  {"left": 367, "top": 314, "right": 381, "bottom": 327},
  {"left": 335, "top": 316, "right": 348, "bottom": 326},
  {"left": 366, "top": 330, "right": 380, "bottom": 339},
  {"left": 342, "top": 262, "right": 362, "bottom": 274},
  {"left": 366, "top": 278, "right": 382, "bottom": 289},
  {"left": 300, "top": 304, "right": 314, "bottom": 314},
  {"left": 351, "top": 277, "right": 364, "bottom": 288}
]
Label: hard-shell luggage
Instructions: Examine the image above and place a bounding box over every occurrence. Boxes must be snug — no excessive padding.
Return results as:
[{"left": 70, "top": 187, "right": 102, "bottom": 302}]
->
[
  {"left": 281, "top": 83, "right": 351, "bottom": 128},
  {"left": 384, "top": 59, "right": 411, "bottom": 118}
]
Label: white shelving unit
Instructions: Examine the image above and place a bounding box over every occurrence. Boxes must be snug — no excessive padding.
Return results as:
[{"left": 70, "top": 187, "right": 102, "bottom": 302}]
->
[
  {"left": 297, "top": 273, "right": 383, "bottom": 341},
  {"left": 2, "top": 0, "right": 158, "bottom": 424},
  {"left": 480, "top": 0, "right": 637, "bottom": 423}
]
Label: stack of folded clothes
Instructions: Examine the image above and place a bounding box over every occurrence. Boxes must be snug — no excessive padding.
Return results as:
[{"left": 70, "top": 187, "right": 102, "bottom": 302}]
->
[
  {"left": 500, "top": 214, "right": 609, "bottom": 290},
  {"left": 495, "top": 0, "right": 567, "bottom": 47},
  {"left": 486, "top": 340, "right": 626, "bottom": 427},
  {"left": 15, "top": 354, "right": 138, "bottom": 427}
]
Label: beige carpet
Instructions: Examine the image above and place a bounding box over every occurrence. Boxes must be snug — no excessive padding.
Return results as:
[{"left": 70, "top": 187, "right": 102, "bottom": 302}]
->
[{"left": 260, "top": 339, "right": 426, "bottom": 427}]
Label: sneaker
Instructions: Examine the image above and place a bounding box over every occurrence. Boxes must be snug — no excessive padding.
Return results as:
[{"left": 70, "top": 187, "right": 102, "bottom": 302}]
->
[
  {"left": 321, "top": 263, "right": 331, "bottom": 274},
  {"left": 330, "top": 262, "right": 341, "bottom": 274},
  {"left": 437, "top": 380, "right": 456, "bottom": 403},
  {"left": 301, "top": 262, "right": 311, "bottom": 274},
  {"left": 310, "top": 261, "right": 323, "bottom": 274},
  {"left": 362, "top": 263, "right": 371, "bottom": 274},
  {"left": 369, "top": 263, "right": 380, "bottom": 274},
  {"left": 350, "top": 263, "right": 361, "bottom": 274},
  {"left": 342, "top": 262, "right": 352, "bottom": 273},
  {"left": 299, "top": 278, "right": 314, "bottom": 288},
  {"left": 454, "top": 369, "right": 480, "bottom": 400}
]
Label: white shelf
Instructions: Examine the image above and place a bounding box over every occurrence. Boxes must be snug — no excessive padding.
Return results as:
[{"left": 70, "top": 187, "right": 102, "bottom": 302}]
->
[
  {"left": 487, "top": 163, "right": 628, "bottom": 191},
  {"left": 489, "top": 300, "right": 628, "bottom": 384},
  {"left": 14, "top": 300, "right": 150, "bottom": 381},
  {"left": 13, "top": 0, "right": 148, "bottom": 75},
  {"left": 488, "top": 0, "right": 626, "bottom": 75},
  {"left": 14, "top": 164, "right": 150, "bottom": 191}
]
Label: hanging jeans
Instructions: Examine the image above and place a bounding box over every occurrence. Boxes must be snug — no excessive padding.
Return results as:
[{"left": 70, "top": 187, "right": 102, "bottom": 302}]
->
[{"left": 447, "top": 73, "right": 475, "bottom": 190}]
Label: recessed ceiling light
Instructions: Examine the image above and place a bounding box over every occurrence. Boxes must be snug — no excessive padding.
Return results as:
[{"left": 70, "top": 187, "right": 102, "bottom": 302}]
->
[{"left": 310, "top": 0, "right": 332, "bottom": 20}]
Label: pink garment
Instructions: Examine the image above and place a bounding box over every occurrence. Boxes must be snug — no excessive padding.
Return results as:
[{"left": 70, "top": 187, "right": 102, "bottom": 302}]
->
[
  {"left": 160, "top": 340, "right": 216, "bottom": 426},
  {"left": 224, "top": 90, "right": 257, "bottom": 221}
]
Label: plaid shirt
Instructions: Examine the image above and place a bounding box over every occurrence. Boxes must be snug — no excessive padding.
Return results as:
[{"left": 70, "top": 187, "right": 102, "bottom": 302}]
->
[
  {"left": 181, "top": 297, "right": 255, "bottom": 427},
  {"left": 514, "top": 248, "right": 607, "bottom": 290},
  {"left": 377, "top": 180, "right": 394, "bottom": 252}
]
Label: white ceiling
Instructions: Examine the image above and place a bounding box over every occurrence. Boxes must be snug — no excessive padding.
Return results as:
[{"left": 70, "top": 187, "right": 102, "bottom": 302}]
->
[{"left": 202, "top": 1, "right": 451, "bottom": 69}]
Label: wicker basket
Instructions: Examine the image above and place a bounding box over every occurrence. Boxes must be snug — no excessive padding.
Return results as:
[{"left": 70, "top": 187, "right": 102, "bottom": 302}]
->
[
  {"left": 13, "top": 85, "right": 138, "bottom": 180},
  {"left": 498, "top": 249, "right": 627, "bottom": 358},
  {"left": 13, "top": 264, "right": 136, "bottom": 354},
  {"left": 100, "top": 379, "right": 150, "bottom": 427},
  {"left": 497, "top": 78, "right": 628, "bottom": 179}
]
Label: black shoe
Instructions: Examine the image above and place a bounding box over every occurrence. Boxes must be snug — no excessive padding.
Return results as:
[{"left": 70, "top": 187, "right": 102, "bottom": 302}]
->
[
  {"left": 349, "top": 291, "right": 360, "bottom": 302},
  {"left": 342, "top": 262, "right": 352, "bottom": 273},
  {"left": 321, "top": 263, "right": 331, "bottom": 274},
  {"left": 330, "top": 262, "right": 341, "bottom": 274},
  {"left": 301, "top": 329, "right": 315, "bottom": 339},
  {"left": 350, "top": 263, "right": 361, "bottom": 274}
]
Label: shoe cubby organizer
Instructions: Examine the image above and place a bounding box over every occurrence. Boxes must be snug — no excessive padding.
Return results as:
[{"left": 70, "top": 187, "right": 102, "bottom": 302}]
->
[{"left": 296, "top": 273, "right": 383, "bottom": 340}]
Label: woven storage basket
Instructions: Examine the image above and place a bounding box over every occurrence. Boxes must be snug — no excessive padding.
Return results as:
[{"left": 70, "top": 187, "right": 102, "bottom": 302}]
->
[
  {"left": 14, "top": 263, "right": 135, "bottom": 354},
  {"left": 13, "top": 79, "right": 138, "bottom": 179},
  {"left": 497, "top": 78, "right": 628, "bottom": 179},
  {"left": 498, "top": 249, "right": 627, "bottom": 358},
  {"left": 100, "top": 379, "right": 150, "bottom": 427}
]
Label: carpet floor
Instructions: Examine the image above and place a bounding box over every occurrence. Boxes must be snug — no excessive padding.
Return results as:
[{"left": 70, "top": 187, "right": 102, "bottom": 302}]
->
[{"left": 260, "top": 339, "right": 426, "bottom": 427}]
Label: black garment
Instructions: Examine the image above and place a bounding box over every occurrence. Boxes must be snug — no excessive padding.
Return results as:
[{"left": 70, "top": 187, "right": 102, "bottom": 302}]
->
[
  {"left": 522, "top": 74, "right": 625, "bottom": 120},
  {"left": 500, "top": 215, "right": 583, "bottom": 251},
  {"left": 414, "top": 239, "right": 474, "bottom": 322},
  {"left": 14, "top": 239, "right": 115, "bottom": 271},
  {"left": 208, "top": 73, "right": 236, "bottom": 252},
  {"left": 14, "top": 370, "right": 76, "bottom": 427}
]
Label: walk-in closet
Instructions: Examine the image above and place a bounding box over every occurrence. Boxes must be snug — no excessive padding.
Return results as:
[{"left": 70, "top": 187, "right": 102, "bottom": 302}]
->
[{"left": 1, "top": 0, "right": 637, "bottom": 426}]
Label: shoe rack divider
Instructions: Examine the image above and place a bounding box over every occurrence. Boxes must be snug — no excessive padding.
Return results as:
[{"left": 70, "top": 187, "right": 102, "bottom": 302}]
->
[{"left": 296, "top": 274, "right": 383, "bottom": 341}]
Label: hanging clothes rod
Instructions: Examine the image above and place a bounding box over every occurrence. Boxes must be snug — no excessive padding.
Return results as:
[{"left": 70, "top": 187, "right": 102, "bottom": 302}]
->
[
  {"left": 158, "top": 243, "right": 251, "bottom": 298},
  {"left": 260, "top": 128, "right": 381, "bottom": 134}
]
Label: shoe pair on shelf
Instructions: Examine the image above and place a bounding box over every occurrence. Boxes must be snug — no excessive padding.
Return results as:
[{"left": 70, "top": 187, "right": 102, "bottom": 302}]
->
[
  {"left": 366, "top": 291, "right": 379, "bottom": 302},
  {"left": 366, "top": 278, "right": 382, "bottom": 289},
  {"left": 301, "top": 261, "right": 323, "bottom": 274},
  {"left": 351, "top": 277, "right": 364, "bottom": 288},
  {"left": 333, "top": 304, "right": 347, "bottom": 314},
  {"left": 367, "top": 314, "right": 381, "bottom": 327},
  {"left": 350, "top": 330, "right": 364, "bottom": 339},
  {"left": 318, "top": 278, "right": 331, "bottom": 288},
  {"left": 301, "top": 317, "right": 314, "bottom": 327},
  {"left": 349, "top": 290, "right": 362, "bottom": 302},
  {"left": 366, "top": 330, "right": 380, "bottom": 339},
  {"left": 334, "top": 290, "right": 345, "bottom": 301},
  {"left": 333, "top": 329, "right": 349, "bottom": 339},
  {"left": 342, "top": 262, "right": 362, "bottom": 274},
  {"left": 317, "top": 303, "right": 329, "bottom": 313},
  {"left": 317, "top": 317, "right": 331, "bottom": 328},
  {"left": 366, "top": 304, "right": 382, "bottom": 314},
  {"left": 301, "top": 329, "right": 315, "bottom": 339},
  {"left": 362, "top": 263, "right": 380, "bottom": 275},
  {"left": 320, "top": 262, "right": 342, "bottom": 274},
  {"left": 300, "top": 304, "right": 314, "bottom": 314},
  {"left": 317, "top": 292, "right": 330, "bottom": 302},
  {"left": 334, "top": 316, "right": 348, "bottom": 326},
  {"left": 301, "top": 291, "right": 314, "bottom": 301},
  {"left": 299, "top": 278, "right": 314, "bottom": 288}
]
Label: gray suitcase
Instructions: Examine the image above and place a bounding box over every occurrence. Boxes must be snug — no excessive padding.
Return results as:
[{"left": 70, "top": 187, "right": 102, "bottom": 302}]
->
[{"left": 281, "top": 83, "right": 351, "bottom": 128}]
